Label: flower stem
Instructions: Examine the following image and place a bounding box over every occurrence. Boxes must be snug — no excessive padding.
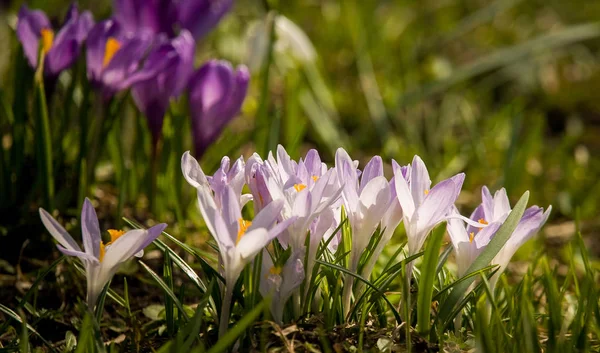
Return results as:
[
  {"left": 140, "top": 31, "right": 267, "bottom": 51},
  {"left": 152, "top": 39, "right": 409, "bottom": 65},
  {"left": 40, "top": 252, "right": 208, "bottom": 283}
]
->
[{"left": 219, "top": 286, "right": 233, "bottom": 338}]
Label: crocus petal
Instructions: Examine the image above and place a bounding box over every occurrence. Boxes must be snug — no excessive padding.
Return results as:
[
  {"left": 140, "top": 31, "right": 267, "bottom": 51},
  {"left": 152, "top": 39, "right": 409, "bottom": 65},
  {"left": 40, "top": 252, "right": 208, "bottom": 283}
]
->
[
  {"left": 114, "top": 0, "right": 177, "bottom": 36},
  {"left": 394, "top": 172, "right": 415, "bottom": 220},
  {"left": 39, "top": 208, "right": 82, "bottom": 252},
  {"left": 189, "top": 61, "right": 250, "bottom": 157},
  {"left": 86, "top": 19, "right": 122, "bottom": 84},
  {"left": 236, "top": 228, "right": 271, "bottom": 259},
  {"left": 81, "top": 198, "right": 101, "bottom": 258},
  {"left": 16, "top": 5, "right": 51, "bottom": 69},
  {"left": 221, "top": 185, "right": 243, "bottom": 244},
  {"left": 45, "top": 7, "right": 93, "bottom": 75},
  {"left": 415, "top": 178, "right": 458, "bottom": 234},
  {"left": 409, "top": 155, "right": 432, "bottom": 207},
  {"left": 248, "top": 199, "right": 284, "bottom": 231},
  {"left": 101, "top": 33, "right": 153, "bottom": 92},
  {"left": 492, "top": 188, "right": 511, "bottom": 221},
  {"left": 359, "top": 156, "right": 383, "bottom": 194},
  {"left": 101, "top": 228, "right": 161, "bottom": 272},
  {"left": 178, "top": 0, "right": 233, "bottom": 40},
  {"left": 57, "top": 245, "right": 99, "bottom": 264}
]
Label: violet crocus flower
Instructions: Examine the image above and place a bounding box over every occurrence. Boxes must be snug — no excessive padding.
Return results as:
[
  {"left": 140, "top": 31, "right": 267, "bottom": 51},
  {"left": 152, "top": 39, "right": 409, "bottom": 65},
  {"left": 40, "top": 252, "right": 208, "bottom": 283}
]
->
[
  {"left": 39, "top": 198, "right": 166, "bottom": 309},
  {"left": 131, "top": 30, "right": 195, "bottom": 148},
  {"left": 181, "top": 151, "right": 295, "bottom": 337},
  {"left": 259, "top": 249, "right": 305, "bottom": 324},
  {"left": 114, "top": 0, "right": 232, "bottom": 40},
  {"left": 188, "top": 60, "right": 250, "bottom": 158},
  {"left": 86, "top": 19, "right": 154, "bottom": 94},
  {"left": 447, "top": 186, "right": 551, "bottom": 281},
  {"left": 16, "top": 4, "right": 94, "bottom": 76},
  {"left": 208, "top": 155, "right": 252, "bottom": 209},
  {"left": 394, "top": 155, "right": 465, "bottom": 257}
]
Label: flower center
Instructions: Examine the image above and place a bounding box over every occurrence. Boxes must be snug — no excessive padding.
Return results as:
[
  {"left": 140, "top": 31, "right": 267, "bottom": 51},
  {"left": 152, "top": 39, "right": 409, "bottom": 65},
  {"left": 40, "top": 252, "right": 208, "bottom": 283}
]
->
[
  {"left": 294, "top": 183, "right": 307, "bottom": 192},
  {"left": 102, "top": 37, "right": 122, "bottom": 68},
  {"left": 99, "top": 229, "right": 126, "bottom": 262},
  {"left": 268, "top": 266, "right": 282, "bottom": 276},
  {"left": 236, "top": 218, "right": 252, "bottom": 244},
  {"left": 40, "top": 28, "right": 54, "bottom": 54}
]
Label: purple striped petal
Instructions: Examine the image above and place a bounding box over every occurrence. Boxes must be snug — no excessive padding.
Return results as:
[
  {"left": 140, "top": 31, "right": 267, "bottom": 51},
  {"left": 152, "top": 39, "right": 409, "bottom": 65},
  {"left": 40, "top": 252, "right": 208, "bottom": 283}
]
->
[
  {"left": 16, "top": 5, "right": 51, "bottom": 69},
  {"left": 178, "top": 0, "right": 233, "bottom": 40}
]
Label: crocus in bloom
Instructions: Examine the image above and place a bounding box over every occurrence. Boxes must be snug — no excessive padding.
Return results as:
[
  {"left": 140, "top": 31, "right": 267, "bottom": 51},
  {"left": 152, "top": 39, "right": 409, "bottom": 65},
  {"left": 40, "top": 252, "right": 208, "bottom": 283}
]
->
[
  {"left": 86, "top": 19, "right": 154, "bottom": 94},
  {"left": 114, "top": 0, "right": 232, "bottom": 40},
  {"left": 16, "top": 4, "right": 94, "bottom": 76},
  {"left": 447, "top": 186, "right": 551, "bottom": 281},
  {"left": 259, "top": 249, "right": 305, "bottom": 324},
  {"left": 188, "top": 60, "right": 250, "bottom": 158},
  {"left": 181, "top": 151, "right": 295, "bottom": 336},
  {"left": 39, "top": 199, "right": 166, "bottom": 309},
  {"left": 394, "top": 156, "right": 465, "bottom": 257},
  {"left": 131, "top": 31, "right": 195, "bottom": 148},
  {"left": 335, "top": 148, "right": 391, "bottom": 273},
  {"left": 208, "top": 155, "right": 252, "bottom": 209}
]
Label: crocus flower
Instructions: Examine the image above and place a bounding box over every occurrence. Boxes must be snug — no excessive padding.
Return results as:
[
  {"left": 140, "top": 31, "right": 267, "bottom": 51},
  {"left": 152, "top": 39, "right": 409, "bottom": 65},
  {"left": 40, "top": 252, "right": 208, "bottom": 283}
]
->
[
  {"left": 16, "top": 4, "right": 94, "bottom": 76},
  {"left": 208, "top": 155, "right": 252, "bottom": 209},
  {"left": 39, "top": 199, "right": 166, "bottom": 309},
  {"left": 259, "top": 249, "right": 305, "bottom": 324},
  {"left": 335, "top": 148, "right": 391, "bottom": 273},
  {"left": 177, "top": 0, "right": 233, "bottom": 40},
  {"left": 181, "top": 151, "right": 295, "bottom": 336},
  {"left": 188, "top": 60, "right": 249, "bottom": 158},
  {"left": 114, "top": 0, "right": 232, "bottom": 40},
  {"left": 245, "top": 153, "right": 273, "bottom": 212},
  {"left": 131, "top": 30, "right": 195, "bottom": 148},
  {"left": 447, "top": 186, "right": 551, "bottom": 280},
  {"left": 114, "top": 0, "right": 177, "bottom": 37},
  {"left": 394, "top": 155, "right": 465, "bottom": 256},
  {"left": 86, "top": 19, "right": 154, "bottom": 94}
]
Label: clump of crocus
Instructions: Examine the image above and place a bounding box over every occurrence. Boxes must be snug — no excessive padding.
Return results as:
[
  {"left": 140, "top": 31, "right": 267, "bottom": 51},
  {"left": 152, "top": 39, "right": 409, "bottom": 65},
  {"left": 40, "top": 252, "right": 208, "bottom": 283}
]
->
[
  {"left": 16, "top": 4, "right": 94, "bottom": 76},
  {"left": 181, "top": 151, "right": 295, "bottom": 337},
  {"left": 39, "top": 199, "right": 166, "bottom": 309},
  {"left": 188, "top": 60, "right": 250, "bottom": 158},
  {"left": 447, "top": 186, "right": 551, "bottom": 282}
]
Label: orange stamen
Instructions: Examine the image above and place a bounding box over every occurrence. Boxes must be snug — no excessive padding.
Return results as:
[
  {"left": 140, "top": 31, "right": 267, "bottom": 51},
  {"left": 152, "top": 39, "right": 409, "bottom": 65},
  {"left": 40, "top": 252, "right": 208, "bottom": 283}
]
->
[
  {"left": 294, "top": 184, "right": 307, "bottom": 192},
  {"left": 102, "top": 37, "right": 121, "bottom": 68},
  {"left": 107, "top": 229, "right": 126, "bottom": 243},
  {"left": 99, "top": 242, "right": 106, "bottom": 262},
  {"left": 478, "top": 218, "right": 488, "bottom": 225},
  {"left": 469, "top": 232, "right": 475, "bottom": 243},
  {"left": 236, "top": 218, "right": 252, "bottom": 244},
  {"left": 40, "top": 28, "right": 54, "bottom": 54},
  {"left": 312, "top": 176, "right": 318, "bottom": 182},
  {"left": 424, "top": 189, "right": 430, "bottom": 195}
]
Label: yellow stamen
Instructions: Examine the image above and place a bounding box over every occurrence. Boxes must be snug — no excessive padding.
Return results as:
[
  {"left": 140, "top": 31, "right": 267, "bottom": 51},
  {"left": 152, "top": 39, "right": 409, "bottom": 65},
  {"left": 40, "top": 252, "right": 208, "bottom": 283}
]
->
[
  {"left": 102, "top": 37, "right": 121, "bottom": 68},
  {"left": 40, "top": 28, "right": 54, "bottom": 54},
  {"left": 107, "top": 229, "right": 126, "bottom": 243},
  {"left": 99, "top": 242, "right": 106, "bottom": 262},
  {"left": 478, "top": 218, "right": 488, "bottom": 225},
  {"left": 294, "top": 183, "right": 307, "bottom": 192},
  {"left": 269, "top": 266, "right": 282, "bottom": 276},
  {"left": 312, "top": 176, "right": 318, "bottom": 182},
  {"left": 236, "top": 218, "right": 252, "bottom": 244},
  {"left": 424, "top": 189, "right": 430, "bottom": 195},
  {"left": 469, "top": 232, "right": 475, "bottom": 243}
]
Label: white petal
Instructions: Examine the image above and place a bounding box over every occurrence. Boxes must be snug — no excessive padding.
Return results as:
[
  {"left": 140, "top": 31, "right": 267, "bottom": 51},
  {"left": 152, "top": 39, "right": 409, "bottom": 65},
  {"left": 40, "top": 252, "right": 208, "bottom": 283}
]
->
[
  {"left": 394, "top": 172, "right": 415, "bottom": 220},
  {"left": 81, "top": 198, "right": 101, "bottom": 258},
  {"left": 410, "top": 155, "right": 431, "bottom": 207},
  {"left": 39, "top": 208, "right": 81, "bottom": 252},
  {"left": 236, "top": 228, "right": 271, "bottom": 260}
]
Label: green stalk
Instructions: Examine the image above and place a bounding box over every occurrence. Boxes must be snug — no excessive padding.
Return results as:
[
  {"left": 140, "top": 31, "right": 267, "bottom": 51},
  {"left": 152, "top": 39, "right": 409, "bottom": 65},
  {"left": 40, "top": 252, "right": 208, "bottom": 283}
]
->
[
  {"left": 33, "top": 67, "right": 54, "bottom": 209},
  {"left": 219, "top": 285, "right": 234, "bottom": 338}
]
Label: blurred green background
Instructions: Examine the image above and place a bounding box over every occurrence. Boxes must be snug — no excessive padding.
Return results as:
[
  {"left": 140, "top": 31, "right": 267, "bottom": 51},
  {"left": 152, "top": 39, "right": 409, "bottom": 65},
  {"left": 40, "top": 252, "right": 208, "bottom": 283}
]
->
[{"left": 1, "top": 0, "right": 599, "bottom": 248}]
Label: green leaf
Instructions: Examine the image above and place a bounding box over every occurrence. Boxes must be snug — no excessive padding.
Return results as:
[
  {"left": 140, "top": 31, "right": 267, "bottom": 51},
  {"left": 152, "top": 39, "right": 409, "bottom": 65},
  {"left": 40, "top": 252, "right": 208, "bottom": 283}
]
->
[
  {"left": 0, "top": 304, "right": 57, "bottom": 353},
  {"left": 139, "top": 260, "right": 190, "bottom": 322},
  {"left": 437, "top": 191, "right": 530, "bottom": 326},
  {"left": 417, "top": 225, "right": 446, "bottom": 337}
]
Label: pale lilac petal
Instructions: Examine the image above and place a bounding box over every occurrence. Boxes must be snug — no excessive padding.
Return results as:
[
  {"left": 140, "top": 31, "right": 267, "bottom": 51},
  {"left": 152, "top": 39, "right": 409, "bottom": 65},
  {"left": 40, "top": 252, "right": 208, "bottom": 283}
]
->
[
  {"left": 492, "top": 188, "right": 511, "bottom": 221},
  {"left": 394, "top": 172, "right": 415, "bottom": 220},
  {"left": 359, "top": 156, "right": 383, "bottom": 193},
  {"left": 248, "top": 199, "right": 284, "bottom": 231},
  {"left": 57, "top": 245, "right": 99, "bottom": 264},
  {"left": 39, "top": 208, "right": 81, "bottom": 252},
  {"left": 415, "top": 178, "right": 457, "bottom": 234},
  {"left": 236, "top": 228, "right": 271, "bottom": 259},
  {"left": 81, "top": 198, "right": 101, "bottom": 258},
  {"left": 410, "top": 155, "right": 431, "bottom": 207},
  {"left": 481, "top": 186, "right": 494, "bottom": 221},
  {"left": 221, "top": 186, "right": 242, "bottom": 243}
]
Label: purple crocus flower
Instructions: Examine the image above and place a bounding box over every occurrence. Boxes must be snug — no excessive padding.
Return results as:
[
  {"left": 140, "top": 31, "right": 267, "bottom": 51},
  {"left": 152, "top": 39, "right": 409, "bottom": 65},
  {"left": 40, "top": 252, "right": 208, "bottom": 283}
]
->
[
  {"left": 39, "top": 198, "right": 166, "bottom": 309},
  {"left": 207, "top": 155, "right": 250, "bottom": 209},
  {"left": 131, "top": 30, "right": 195, "bottom": 148},
  {"left": 114, "top": 0, "right": 177, "bottom": 37},
  {"left": 114, "top": 0, "right": 232, "bottom": 40},
  {"left": 86, "top": 19, "right": 154, "bottom": 95},
  {"left": 188, "top": 60, "right": 249, "bottom": 158},
  {"left": 447, "top": 186, "right": 551, "bottom": 281},
  {"left": 16, "top": 4, "right": 94, "bottom": 76}
]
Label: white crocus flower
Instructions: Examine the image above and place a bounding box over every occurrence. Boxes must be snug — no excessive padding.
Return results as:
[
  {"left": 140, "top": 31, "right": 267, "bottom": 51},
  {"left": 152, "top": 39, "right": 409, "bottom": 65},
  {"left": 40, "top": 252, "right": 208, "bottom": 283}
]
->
[{"left": 39, "top": 199, "right": 166, "bottom": 310}]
